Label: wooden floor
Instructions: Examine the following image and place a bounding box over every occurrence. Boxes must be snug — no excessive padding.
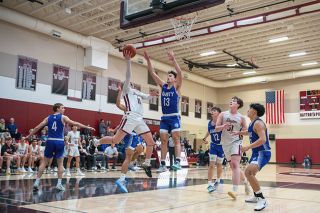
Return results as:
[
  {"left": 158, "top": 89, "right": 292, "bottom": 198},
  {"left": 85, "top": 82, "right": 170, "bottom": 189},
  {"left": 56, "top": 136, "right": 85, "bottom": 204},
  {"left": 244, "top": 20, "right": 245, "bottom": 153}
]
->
[{"left": 1, "top": 164, "right": 320, "bottom": 213}]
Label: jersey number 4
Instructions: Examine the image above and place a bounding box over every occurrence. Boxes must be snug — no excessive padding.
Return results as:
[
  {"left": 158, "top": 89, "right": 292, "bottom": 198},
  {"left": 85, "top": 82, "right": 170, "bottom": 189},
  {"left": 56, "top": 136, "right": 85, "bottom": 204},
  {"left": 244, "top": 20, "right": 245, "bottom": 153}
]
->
[
  {"left": 51, "top": 121, "right": 57, "bottom": 131},
  {"left": 163, "top": 98, "right": 170, "bottom": 106}
]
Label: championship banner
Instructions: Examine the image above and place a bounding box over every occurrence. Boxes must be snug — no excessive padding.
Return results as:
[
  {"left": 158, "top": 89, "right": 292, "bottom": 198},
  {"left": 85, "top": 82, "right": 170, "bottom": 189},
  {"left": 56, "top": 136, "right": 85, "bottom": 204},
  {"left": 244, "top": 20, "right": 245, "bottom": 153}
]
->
[
  {"left": 16, "top": 56, "right": 37, "bottom": 91},
  {"left": 82, "top": 72, "right": 96, "bottom": 100},
  {"left": 207, "top": 102, "right": 214, "bottom": 120},
  {"left": 107, "top": 78, "right": 121, "bottom": 104},
  {"left": 300, "top": 90, "right": 320, "bottom": 119},
  {"left": 195, "top": 99, "right": 202, "bottom": 118},
  {"left": 181, "top": 96, "right": 189, "bottom": 116},
  {"left": 52, "top": 64, "right": 69, "bottom": 95},
  {"left": 149, "top": 88, "right": 159, "bottom": 111}
]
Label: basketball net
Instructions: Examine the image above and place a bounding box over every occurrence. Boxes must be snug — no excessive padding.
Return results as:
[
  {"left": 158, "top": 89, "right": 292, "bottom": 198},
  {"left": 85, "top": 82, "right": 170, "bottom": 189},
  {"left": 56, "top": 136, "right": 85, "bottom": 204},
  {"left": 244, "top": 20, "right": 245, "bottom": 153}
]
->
[{"left": 170, "top": 13, "right": 197, "bottom": 41}]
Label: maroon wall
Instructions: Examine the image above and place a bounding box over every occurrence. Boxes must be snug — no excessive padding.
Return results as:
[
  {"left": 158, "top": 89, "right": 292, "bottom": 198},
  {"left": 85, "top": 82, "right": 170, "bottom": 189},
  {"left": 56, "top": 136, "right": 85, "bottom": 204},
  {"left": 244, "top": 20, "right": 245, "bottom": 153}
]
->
[
  {"left": 276, "top": 139, "right": 320, "bottom": 164},
  {"left": 0, "top": 98, "right": 159, "bottom": 136}
]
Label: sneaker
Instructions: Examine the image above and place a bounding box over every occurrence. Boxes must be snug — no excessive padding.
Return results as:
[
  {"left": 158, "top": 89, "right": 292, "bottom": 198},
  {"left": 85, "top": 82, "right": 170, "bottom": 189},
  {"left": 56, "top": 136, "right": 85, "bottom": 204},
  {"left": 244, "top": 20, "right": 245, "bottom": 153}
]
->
[
  {"left": 207, "top": 185, "right": 214, "bottom": 193},
  {"left": 128, "top": 164, "right": 136, "bottom": 171},
  {"left": 54, "top": 167, "right": 58, "bottom": 172},
  {"left": 56, "top": 184, "right": 65, "bottom": 191},
  {"left": 33, "top": 182, "right": 39, "bottom": 191},
  {"left": 171, "top": 162, "right": 182, "bottom": 171},
  {"left": 245, "top": 195, "right": 259, "bottom": 203},
  {"left": 111, "top": 167, "right": 117, "bottom": 171},
  {"left": 93, "top": 138, "right": 100, "bottom": 147},
  {"left": 6, "top": 169, "right": 11, "bottom": 175},
  {"left": 76, "top": 171, "right": 85, "bottom": 176},
  {"left": 100, "top": 167, "right": 106, "bottom": 171},
  {"left": 141, "top": 163, "right": 152, "bottom": 178},
  {"left": 21, "top": 168, "right": 27, "bottom": 173},
  {"left": 65, "top": 171, "right": 71, "bottom": 177},
  {"left": 254, "top": 198, "right": 267, "bottom": 211},
  {"left": 244, "top": 181, "right": 251, "bottom": 195},
  {"left": 115, "top": 179, "right": 128, "bottom": 193},
  {"left": 156, "top": 165, "right": 168, "bottom": 173},
  {"left": 28, "top": 167, "right": 34, "bottom": 173},
  {"left": 227, "top": 191, "right": 237, "bottom": 200}
]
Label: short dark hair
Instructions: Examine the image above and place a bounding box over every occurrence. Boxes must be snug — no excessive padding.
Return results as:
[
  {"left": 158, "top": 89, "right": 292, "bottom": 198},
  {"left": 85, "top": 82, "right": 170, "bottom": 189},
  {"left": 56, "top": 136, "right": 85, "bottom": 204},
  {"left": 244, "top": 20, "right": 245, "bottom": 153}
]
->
[
  {"left": 168, "top": 70, "right": 177, "bottom": 78},
  {"left": 232, "top": 96, "right": 243, "bottom": 109},
  {"left": 211, "top": 106, "right": 221, "bottom": 113},
  {"left": 53, "top": 103, "right": 63, "bottom": 112},
  {"left": 5, "top": 137, "right": 12, "bottom": 141},
  {"left": 250, "top": 103, "right": 265, "bottom": 117}
]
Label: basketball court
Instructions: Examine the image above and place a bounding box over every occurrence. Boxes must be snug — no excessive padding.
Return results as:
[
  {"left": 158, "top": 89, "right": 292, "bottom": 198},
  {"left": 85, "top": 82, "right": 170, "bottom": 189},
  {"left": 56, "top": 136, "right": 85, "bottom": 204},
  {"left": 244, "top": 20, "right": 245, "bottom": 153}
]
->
[{"left": 0, "top": 0, "right": 320, "bottom": 212}]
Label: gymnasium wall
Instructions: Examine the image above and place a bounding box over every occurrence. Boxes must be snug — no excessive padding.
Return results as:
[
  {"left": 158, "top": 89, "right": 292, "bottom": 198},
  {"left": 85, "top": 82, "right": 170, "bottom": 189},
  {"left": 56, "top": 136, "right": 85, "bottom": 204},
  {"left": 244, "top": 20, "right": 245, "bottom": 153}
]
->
[
  {"left": 217, "top": 77, "right": 320, "bottom": 163},
  {"left": 0, "top": 20, "right": 216, "bottom": 136}
]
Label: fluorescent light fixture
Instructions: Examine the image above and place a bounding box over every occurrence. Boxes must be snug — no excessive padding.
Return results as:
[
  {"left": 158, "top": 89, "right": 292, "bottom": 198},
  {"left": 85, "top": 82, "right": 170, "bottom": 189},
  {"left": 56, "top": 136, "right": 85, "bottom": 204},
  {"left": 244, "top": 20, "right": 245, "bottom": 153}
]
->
[
  {"left": 163, "top": 36, "right": 176, "bottom": 43},
  {"left": 266, "top": 9, "right": 296, "bottom": 21},
  {"left": 132, "top": 43, "right": 143, "bottom": 48},
  {"left": 227, "top": 63, "right": 238, "bottom": 67},
  {"left": 243, "top": 71, "right": 256, "bottom": 75},
  {"left": 200, "top": 51, "right": 217, "bottom": 57},
  {"left": 210, "top": 22, "right": 235, "bottom": 32},
  {"left": 144, "top": 39, "right": 163, "bottom": 46},
  {"left": 302, "top": 61, "right": 318, "bottom": 66},
  {"left": 289, "top": 51, "right": 306, "bottom": 57},
  {"left": 237, "top": 16, "right": 263, "bottom": 26},
  {"left": 269, "top": 36, "right": 288, "bottom": 43},
  {"left": 299, "top": 3, "right": 320, "bottom": 13},
  {"left": 190, "top": 28, "right": 209, "bottom": 37}
]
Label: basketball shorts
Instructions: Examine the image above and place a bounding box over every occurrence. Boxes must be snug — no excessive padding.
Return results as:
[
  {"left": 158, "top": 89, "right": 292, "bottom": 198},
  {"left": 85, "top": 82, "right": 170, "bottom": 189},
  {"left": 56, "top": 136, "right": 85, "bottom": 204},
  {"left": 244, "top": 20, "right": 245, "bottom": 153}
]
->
[
  {"left": 68, "top": 146, "right": 80, "bottom": 157},
  {"left": 123, "top": 134, "right": 141, "bottom": 150},
  {"left": 222, "top": 140, "right": 242, "bottom": 161},
  {"left": 249, "top": 150, "right": 271, "bottom": 170},
  {"left": 209, "top": 143, "right": 224, "bottom": 162},
  {"left": 44, "top": 139, "right": 65, "bottom": 159},
  {"left": 120, "top": 114, "right": 150, "bottom": 135},
  {"left": 160, "top": 115, "right": 180, "bottom": 134}
]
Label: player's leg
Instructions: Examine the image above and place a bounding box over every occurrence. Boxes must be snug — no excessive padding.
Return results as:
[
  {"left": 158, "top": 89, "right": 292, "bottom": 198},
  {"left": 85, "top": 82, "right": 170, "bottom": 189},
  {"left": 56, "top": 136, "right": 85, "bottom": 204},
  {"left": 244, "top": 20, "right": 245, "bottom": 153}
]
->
[
  {"left": 116, "top": 148, "right": 134, "bottom": 193},
  {"left": 65, "top": 154, "right": 73, "bottom": 177},
  {"left": 33, "top": 157, "right": 50, "bottom": 190},
  {"left": 140, "top": 131, "right": 154, "bottom": 178},
  {"left": 159, "top": 118, "right": 169, "bottom": 172},
  {"left": 55, "top": 140, "right": 67, "bottom": 191},
  {"left": 170, "top": 116, "right": 181, "bottom": 171},
  {"left": 75, "top": 149, "right": 84, "bottom": 176},
  {"left": 207, "top": 155, "right": 216, "bottom": 193}
]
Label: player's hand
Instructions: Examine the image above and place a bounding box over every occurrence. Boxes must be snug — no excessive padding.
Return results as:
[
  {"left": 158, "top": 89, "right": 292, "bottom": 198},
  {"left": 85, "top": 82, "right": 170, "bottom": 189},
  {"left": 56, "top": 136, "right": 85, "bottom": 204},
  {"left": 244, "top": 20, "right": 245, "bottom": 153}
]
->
[
  {"left": 123, "top": 49, "right": 132, "bottom": 60},
  {"left": 150, "top": 90, "right": 159, "bottom": 97},
  {"left": 241, "top": 146, "right": 249, "bottom": 152},
  {"left": 202, "top": 138, "right": 207, "bottom": 142},
  {"left": 167, "top": 50, "right": 175, "bottom": 61},
  {"left": 223, "top": 123, "right": 232, "bottom": 130},
  {"left": 117, "top": 84, "right": 122, "bottom": 92},
  {"left": 143, "top": 50, "right": 150, "bottom": 61},
  {"left": 231, "top": 131, "right": 241, "bottom": 136},
  {"left": 87, "top": 126, "right": 95, "bottom": 131}
]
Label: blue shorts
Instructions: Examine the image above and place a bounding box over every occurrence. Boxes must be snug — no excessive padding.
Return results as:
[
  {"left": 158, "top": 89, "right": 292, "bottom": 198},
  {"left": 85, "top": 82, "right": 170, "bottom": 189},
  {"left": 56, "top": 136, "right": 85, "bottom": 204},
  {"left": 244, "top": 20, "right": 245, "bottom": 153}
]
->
[
  {"left": 160, "top": 116, "right": 180, "bottom": 134},
  {"left": 123, "top": 134, "right": 141, "bottom": 150},
  {"left": 44, "top": 140, "right": 65, "bottom": 159},
  {"left": 209, "top": 143, "right": 224, "bottom": 158},
  {"left": 249, "top": 150, "right": 271, "bottom": 170}
]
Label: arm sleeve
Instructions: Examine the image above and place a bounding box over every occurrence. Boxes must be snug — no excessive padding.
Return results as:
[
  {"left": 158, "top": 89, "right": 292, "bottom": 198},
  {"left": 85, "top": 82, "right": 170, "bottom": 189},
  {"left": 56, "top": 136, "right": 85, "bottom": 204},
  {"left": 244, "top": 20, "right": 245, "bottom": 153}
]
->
[{"left": 122, "top": 60, "right": 131, "bottom": 94}]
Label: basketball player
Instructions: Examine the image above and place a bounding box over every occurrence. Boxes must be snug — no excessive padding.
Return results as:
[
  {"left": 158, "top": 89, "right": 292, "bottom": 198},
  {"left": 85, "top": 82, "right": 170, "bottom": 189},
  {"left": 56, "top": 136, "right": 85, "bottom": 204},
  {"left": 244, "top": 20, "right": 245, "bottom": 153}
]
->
[
  {"left": 235, "top": 103, "right": 271, "bottom": 211},
  {"left": 27, "top": 103, "right": 95, "bottom": 191},
  {"left": 16, "top": 137, "right": 29, "bottom": 173},
  {"left": 203, "top": 107, "right": 224, "bottom": 193},
  {"left": 144, "top": 50, "right": 182, "bottom": 172},
  {"left": 28, "top": 139, "right": 41, "bottom": 173},
  {"left": 93, "top": 49, "right": 158, "bottom": 178},
  {"left": 65, "top": 125, "right": 85, "bottom": 177},
  {"left": 215, "top": 96, "right": 250, "bottom": 199}
]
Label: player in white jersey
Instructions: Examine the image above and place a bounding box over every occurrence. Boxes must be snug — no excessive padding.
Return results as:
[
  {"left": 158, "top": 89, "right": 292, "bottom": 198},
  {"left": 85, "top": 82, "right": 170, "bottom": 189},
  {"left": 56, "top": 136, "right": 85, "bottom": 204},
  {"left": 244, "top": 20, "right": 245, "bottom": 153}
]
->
[
  {"left": 16, "top": 137, "right": 29, "bottom": 173},
  {"left": 65, "top": 125, "right": 85, "bottom": 176},
  {"left": 93, "top": 49, "right": 158, "bottom": 178},
  {"left": 215, "top": 96, "right": 250, "bottom": 199},
  {"left": 28, "top": 139, "right": 40, "bottom": 173}
]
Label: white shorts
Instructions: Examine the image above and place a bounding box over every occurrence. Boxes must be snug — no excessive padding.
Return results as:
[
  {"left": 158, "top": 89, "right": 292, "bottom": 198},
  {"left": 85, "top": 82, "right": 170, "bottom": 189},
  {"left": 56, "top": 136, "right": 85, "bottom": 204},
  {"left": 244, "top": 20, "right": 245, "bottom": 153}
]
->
[
  {"left": 120, "top": 113, "right": 150, "bottom": 135},
  {"left": 39, "top": 146, "right": 45, "bottom": 154},
  {"left": 68, "top": 146, "right": 80, "bottom": 157},
  {"left": 222, "top": 140, "right": 242, "bottom": 161}
]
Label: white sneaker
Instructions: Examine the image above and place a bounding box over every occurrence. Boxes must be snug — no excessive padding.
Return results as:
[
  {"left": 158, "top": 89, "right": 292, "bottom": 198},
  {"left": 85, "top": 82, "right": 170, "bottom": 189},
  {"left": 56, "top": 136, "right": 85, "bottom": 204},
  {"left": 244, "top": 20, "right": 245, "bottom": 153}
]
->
[
  {"left": 56, "top": 184, "right": 65, "bottom": 191},
  {"left": 21, "top": 167, "right": 27, "bottom": 173},
  {"left": 244, "top": 181, "right": 251, "bottom": 195},
  {"left": 65, "top": 171, "right": 71, "bottom": 177},
  {"left": 254, "top": 198, "right": 267, "bottom": 211},
  {"left": 54, "top": 167, "right": 58, "bottom": 172},
  {"left": 245, "top": 195, "right": 259, "bottom": 203},
  {"left": 156, "top": 165, "right": 168, "bottom": 173},
  {"left": 28, "top": 167, "right": 34, "bottom": 173},
  {"left": 76, "top": 170, "right": 85, "bottom": 176}
]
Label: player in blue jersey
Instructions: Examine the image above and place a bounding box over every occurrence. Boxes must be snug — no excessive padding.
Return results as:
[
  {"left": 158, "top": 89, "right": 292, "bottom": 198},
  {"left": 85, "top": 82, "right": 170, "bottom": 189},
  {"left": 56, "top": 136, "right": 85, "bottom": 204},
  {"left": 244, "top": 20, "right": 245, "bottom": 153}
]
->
[
  {"left": 144, "top": 50, "right": 183, "bottom": 172},
  {"left": 235, "top": 103, "right": 271, "bottom": 211},
  {"left": 203, "top": 107, "right": 224, "bottom": 193},
  {"left": 27, "top": 103, "right": 95, "bottom": 191}
]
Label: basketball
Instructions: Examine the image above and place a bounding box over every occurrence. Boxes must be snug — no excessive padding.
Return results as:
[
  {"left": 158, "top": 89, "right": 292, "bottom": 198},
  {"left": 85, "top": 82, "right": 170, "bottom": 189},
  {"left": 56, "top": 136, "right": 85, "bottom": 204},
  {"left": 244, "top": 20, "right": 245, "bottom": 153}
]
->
[{"left": 123, "top": 44, "right": 136, "bottom": 58}]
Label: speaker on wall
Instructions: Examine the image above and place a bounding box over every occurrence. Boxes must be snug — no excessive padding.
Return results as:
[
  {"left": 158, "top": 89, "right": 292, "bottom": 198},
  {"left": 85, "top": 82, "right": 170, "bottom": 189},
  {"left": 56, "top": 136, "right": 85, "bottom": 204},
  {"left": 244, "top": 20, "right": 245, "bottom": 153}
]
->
[{"left": 269, "top": 134, "right": 276, "bottom": 141}]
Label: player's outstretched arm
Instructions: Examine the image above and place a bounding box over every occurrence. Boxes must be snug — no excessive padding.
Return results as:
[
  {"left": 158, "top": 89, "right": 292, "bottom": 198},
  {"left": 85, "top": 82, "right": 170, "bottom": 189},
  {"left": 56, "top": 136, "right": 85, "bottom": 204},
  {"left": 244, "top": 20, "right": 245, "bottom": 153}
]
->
[
  {"left": 144, "top": 50, "right": 165, "bottom": 87},
  {"left": 134, "top": 89, "right": 159, "bottom": 100},
  {"left": 27, "top": 117, "right": 48, "bottom": 138},
  {"left": 122, "top": 50, "right": 132, "bottom": 94},
  {"left": 63, "top": 116, "right": 95, "bottom": 131},
  {"left": 116, "top": 85, "right": 127, "bottom": 112},
  {"left": 167, "top": 50, "right": 182, "bottom": 90}
]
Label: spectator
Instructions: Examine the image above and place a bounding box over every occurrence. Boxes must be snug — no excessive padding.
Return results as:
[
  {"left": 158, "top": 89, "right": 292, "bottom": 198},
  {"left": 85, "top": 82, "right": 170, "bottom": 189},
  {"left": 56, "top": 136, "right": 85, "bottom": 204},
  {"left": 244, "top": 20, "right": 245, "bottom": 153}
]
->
[
  {"left": 79, "top": 139, "right": 89, "bottom": 170},
  {"left": 28, "top": 139, "right": 41, "bottom": 173},
  {"left": 87, "top": 138, "right": 98, "bottom": 171},
  {"left": 81, "top": 124, "right": 92, "bottom": 141},
  {"left": 303, "top": 155, "right": 311, "bottom": 168},
  {"left": 0, "top": 118, "right": 6, "bottom": 140},
  {"left": 168, "top": 135, "right": 175, "bottom": 169},
  {"left": 1, "top": 137, "right": 21, "bottom": 175},
  {"left": 307, "top": 155, "right": 312, "bottom": 166},
  {"left": 96, "top": 144, "right": 108, "bottom": 171},
  {"left": 16, "top": 137, "right": 29, "bottom": 173},
  {"left": 290, "top": 155, "right": 296, "bottom": 168},
  {"left": 6, "top": 118, "right": 20, "bottom": 140},
  {"left": 99, "top": 119, "right": 107, "bottom": 137},
  {"left": 0, "top": 138, "right": 3, "bottom": 173},
  {"left": 105, "top": 144, "right": 118, "bottom": 170},
  {"left": 40, "top": 126, "right": 48, "bottom": 142}
]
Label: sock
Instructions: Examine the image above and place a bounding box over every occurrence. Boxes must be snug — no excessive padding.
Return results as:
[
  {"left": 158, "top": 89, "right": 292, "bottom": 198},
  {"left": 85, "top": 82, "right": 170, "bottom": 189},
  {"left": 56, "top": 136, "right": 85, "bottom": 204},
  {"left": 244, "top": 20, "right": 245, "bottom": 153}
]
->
[
  {"left": 161, "top": 160, "right": 166, "bottom": 166},
  {"left": 255, "top": 191, "right": 265, "bottom": 199},
  {"left": 77, "top": 168, "right": 81, "bottom": 172},
  {"left": 176, "top": 158, "right": 181, "bottom": 163},
  {"left": 66, "top": 168, "right": 70, "bottom": 172},
  {"left": 144, "top": 159, "right": 151, "bottom": 166},
  {"left": 120, "top": 173, "right": 126, "bottom": 181},
  {"left": 34, "top": 178, "right": 40, "bottom": 185},
  {"left": 232, "top": 185, "right": 238, "bottom": 192},
  {"left": 57, "top": 179, "right": 62, "bottom": 185},
  {"left": 208, "top": 180, "right": 213, "bottom": 186},
  {"left": 216, "top": 178, "right": 221, "bottom": 183},
  {"left": 243, "top": 179, "right": 248, "bottom": 184}
]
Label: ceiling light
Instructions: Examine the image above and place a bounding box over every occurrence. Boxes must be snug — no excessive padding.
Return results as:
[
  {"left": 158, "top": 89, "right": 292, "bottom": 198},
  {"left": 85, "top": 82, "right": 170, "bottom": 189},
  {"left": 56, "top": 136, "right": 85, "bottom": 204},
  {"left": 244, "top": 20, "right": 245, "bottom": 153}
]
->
[
  {"left": 227, "top": 63, "right": 238, "bottom": 67},
  {"left": 302, "top": 61, "right": 318, "bottom": 66},
  {"left": 243, "top": 71, "right": 256, "bottom": 75},
  {"left": 269, "top": 36, "right": 288, "bottom": 43},
  {"left": 289, "top": 52, "right": 306, "bottom": 57},
  {"left": 200, "top": 51, "right": 217, "bottom": 57}
]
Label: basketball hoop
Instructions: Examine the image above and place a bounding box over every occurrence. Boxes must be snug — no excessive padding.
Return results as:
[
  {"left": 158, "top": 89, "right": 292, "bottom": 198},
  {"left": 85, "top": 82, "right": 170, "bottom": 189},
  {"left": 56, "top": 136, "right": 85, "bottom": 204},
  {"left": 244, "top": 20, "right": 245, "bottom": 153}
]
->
[{"left": 170, "top": 13, "right": 197, "bottom": 41}]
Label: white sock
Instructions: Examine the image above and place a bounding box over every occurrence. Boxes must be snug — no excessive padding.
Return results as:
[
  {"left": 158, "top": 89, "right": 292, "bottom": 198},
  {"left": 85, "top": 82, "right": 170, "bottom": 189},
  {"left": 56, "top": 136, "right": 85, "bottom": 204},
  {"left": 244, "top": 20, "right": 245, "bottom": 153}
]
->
[
  {"left": 144, "top": 159, "right": 151, "bottom": 166},
  {"left": 34, "top": 178, "right": 40, "bottom": 185},
  {"left": 255, "top": 190, "right": 262, "bottom": 194},
  {"left": 233, "top": 185, "right": 238, "bottom": 192},
  {"left": 208, "top": 180, "right": 213, "bottom": 186},
  {"left": 216, "top": 178, "right": 221, "bottom": 183},
  {"left": 120, "top": 174, "right": 126, "bottom": 181},
  {"left": 77, "top": 168, "right": 81, "bottom": 172},
  {"left": 57, "top": 179, "right": 62, "bottom": 185},
  {"left": 243, "top": 178, "right": 248, "bottom": 184}
]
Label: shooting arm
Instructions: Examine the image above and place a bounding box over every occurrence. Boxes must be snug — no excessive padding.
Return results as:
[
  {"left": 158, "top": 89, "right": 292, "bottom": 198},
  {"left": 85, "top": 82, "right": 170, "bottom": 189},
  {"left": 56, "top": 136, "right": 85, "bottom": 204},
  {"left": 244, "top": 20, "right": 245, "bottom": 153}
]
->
[
  {"left": 28, "top": 117, "right": 48, "bottom": 138},
  {"left": 122, "top": 60, "right": 132, "bottom": 94}
]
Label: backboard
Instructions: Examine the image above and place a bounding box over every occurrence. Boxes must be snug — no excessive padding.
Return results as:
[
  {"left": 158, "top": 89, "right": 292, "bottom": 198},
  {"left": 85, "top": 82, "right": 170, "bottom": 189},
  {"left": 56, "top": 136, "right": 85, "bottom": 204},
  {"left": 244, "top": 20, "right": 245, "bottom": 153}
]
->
[{"left": 120, "top": 0, "right": 225, "bottom": 29}]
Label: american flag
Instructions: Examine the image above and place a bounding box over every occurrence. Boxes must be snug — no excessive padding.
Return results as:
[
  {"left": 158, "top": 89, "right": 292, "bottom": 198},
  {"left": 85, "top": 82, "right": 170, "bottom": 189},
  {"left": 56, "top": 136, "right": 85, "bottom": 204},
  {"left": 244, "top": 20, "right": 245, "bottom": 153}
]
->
[{"left": 265, "top": 90, "right": 285, "bottom": 124}]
